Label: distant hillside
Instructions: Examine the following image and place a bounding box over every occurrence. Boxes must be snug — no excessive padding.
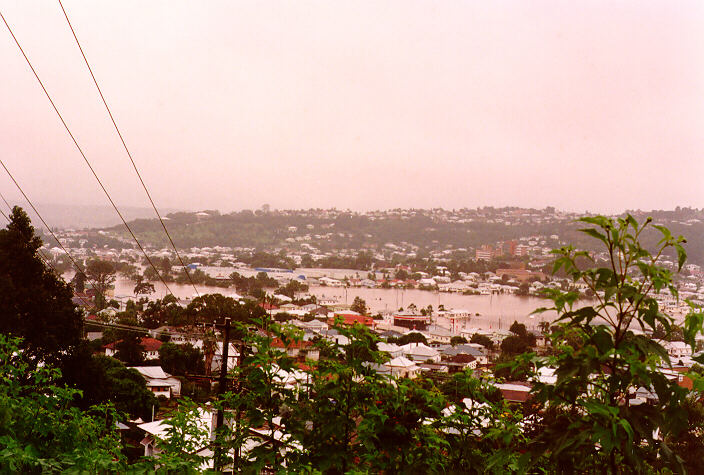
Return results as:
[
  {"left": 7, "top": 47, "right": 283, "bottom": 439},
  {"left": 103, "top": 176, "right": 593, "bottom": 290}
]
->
[
  {"left": 99, "top": 207, "right": 704, "bottom": 265},
  {"left": 3, "top": 202, "right": 180, "bottom": 230}
]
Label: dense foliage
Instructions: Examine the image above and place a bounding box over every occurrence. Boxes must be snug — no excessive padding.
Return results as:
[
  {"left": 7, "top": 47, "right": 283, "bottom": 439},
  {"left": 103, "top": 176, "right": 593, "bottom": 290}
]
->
[
  {"left": 518, "top": 215, "right": 704, "bottom": 472},
  {"left": 0, "top": 335, "right": 125, "bottom": 473},
  {"left": 0, "top": 207, "right": 83, "bottom": 368}
]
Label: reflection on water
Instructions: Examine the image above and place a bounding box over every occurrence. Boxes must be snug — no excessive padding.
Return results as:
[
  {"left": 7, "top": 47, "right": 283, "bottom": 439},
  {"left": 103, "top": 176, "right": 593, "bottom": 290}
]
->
[
  {"left": 308, "top": 287, "right": 558, "bottom": 331},
  {"left": 112, "top": 278, "right": 560, "bottom": 331}
]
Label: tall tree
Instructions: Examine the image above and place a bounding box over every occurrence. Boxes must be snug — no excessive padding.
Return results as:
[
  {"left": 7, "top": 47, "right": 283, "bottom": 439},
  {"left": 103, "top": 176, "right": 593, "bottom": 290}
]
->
[
  {"left": 159, "top": 342, "right": 204, "bottom": 376},
  {"left": 85, "top": 258, "right": 116, "bottom": 302},
  {"left": 0, "top": 207, "right": 83, "bottom": 368},
  {"left": 71, "top": 265, "right": 86, "bottom": 293},
  {"left": 133, "top": 275, "right": 156, "bottom": 297},
  {"left": 350, "top": 296, "right": 368, "bottom": 315}
]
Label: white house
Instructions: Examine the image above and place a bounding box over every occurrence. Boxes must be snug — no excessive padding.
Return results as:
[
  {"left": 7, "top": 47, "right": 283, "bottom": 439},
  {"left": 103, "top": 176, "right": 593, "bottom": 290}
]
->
[
  {"left": 210, "top": 342, "right": 241, "bottom": 373},
  {"left": 385, "top": 356, "right": 419, "bottom": 379},
  {"left": 400, "top": 343, "right": 441, "bottom": 363},
  {"left": 664, "top": 341, "right": 692, "bottom": 360},
  {"left": 319, "top": 277, "right": 344, "bottom": 287},
  {"left": 423, "top": 325, "right": 454, "bottom": 345},
  {"left": 129, "top": 366, "right": 181, "bottom": 399},
  {"left": 378, "top": 342, "right": 403, "bottom": 358}
]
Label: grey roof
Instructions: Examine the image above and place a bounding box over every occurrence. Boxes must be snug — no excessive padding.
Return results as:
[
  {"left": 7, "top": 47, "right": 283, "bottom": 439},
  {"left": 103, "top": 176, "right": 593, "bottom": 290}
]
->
[{"left": 441, "top": 344, "right": 484, "bottom": 357}]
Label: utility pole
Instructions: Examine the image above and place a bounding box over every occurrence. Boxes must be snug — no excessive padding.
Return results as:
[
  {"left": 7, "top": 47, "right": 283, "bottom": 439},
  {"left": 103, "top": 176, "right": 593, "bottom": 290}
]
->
[{"left": 214, "top": 317, "right": 231, "bottom": 473}]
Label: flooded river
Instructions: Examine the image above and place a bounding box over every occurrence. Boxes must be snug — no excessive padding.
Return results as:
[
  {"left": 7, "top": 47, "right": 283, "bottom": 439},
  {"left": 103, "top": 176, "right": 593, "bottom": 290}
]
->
[{"left": 112, "top": 278, "right": 558, "bottom": 331}]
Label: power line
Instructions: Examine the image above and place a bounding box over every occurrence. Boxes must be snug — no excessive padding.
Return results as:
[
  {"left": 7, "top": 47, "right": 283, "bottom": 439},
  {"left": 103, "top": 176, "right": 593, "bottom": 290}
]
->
[
  {"left": 56, "top": 0, "right": 200, "bottom": 299},
  {"left": 86, "top": 319, "right": 236, "bottom": 346},
  {"left": 0, "top": 190, "right": 94, "bottom": 309},
  {"left": 0, "top": 9, "right": 176, "bottom": 298},
  {"left": 0, "top": 190, "right": 12, "bottom": 211},
  {"left": 0, "top": 159, "right": 92, "bottom": 281}
]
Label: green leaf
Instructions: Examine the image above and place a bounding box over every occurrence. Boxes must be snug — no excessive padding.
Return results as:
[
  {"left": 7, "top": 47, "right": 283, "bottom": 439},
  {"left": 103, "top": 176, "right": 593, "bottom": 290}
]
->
[
  {"left": 675, "top": 243, "right": 687, "bottom": 271},
  {"left": 579, "top": 228, "right": 608, "bottom": 245}
]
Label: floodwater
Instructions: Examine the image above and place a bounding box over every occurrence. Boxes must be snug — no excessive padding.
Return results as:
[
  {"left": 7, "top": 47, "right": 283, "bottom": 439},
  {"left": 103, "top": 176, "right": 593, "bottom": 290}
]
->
[
  {"left": 112, "top": 278, "right": 559, "bottom": 331},
  {"left": 308, "top": 287, "right": 557, "bottom": 331}
]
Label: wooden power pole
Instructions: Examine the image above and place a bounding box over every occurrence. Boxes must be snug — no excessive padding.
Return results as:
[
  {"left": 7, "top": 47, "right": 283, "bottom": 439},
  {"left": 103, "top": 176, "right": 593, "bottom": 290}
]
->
[{"left": 214, "top": 317, "right": 230, "bottom": 472}]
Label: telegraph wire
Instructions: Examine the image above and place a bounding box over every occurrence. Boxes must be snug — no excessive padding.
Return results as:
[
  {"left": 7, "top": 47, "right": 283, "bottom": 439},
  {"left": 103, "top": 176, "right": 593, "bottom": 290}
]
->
[
  {"left": 0, "top": 9, "right": 175, "bottom": 297},
  {"left": 0, "top": 190, "right": 12, "bottom": 210},
  {"left": 0, "top": 189, "right": 94, "bottom": 309},
  {"left": 57, "top": 0, "right": 201, "bottom": 298},
  {"left": 0, "top": 159, "right": 104, "bottom": 309},
  {"left": 0, "top": 158, "right": 92, "bottom": 280},
  {"left": 86, "top": 319, "right": 235, "bottom": 345}
]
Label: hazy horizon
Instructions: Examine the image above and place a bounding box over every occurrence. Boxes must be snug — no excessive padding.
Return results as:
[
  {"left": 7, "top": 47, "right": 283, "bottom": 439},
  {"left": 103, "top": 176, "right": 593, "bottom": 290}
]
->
[
  {"left": 1, "top": 199, "right": 698, "bottom": 231},
  {"left": 1, "top": 1, "right": 702, "bottom": 216}
]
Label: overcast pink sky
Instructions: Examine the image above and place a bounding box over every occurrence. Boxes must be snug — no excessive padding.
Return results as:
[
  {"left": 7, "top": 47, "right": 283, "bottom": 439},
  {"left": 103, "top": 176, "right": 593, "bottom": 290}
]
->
[{"left": 1, "top": 0, "right": 702, "bottom": 213}]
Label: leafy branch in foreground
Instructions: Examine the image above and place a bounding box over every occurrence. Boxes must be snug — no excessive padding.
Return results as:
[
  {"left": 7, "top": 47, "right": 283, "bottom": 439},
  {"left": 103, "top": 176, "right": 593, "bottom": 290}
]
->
[
  {"left": 0, "top": 335, "right": 125, "bottom": 473},
  {"left": 522, "top": 215, "right": 703, "bottom": 473}
]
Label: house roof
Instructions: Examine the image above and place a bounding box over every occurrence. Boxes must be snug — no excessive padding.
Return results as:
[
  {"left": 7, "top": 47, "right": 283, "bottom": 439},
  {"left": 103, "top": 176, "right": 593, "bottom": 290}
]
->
[
  {"left": 387, "top": 356, "right": 417, "bottom": 368},
  {"left": 329, "top": 314, "right": 374, "bottom": 327},
  {"left": 139, "top": 408, "right": 212, "bottom": 440},
  {"left": 441, "top": 345, "right": 484, "bottom": 357},
  {"left": 378, "top": 342, "right": 402, "bottom": 353},
  {"left": 271, "top": 338, "right": 313, "bottom": 350},
  {"left": 400, "top": 343, "right": 439, "bottom": 356},
  {"left": 140, "top": 337, "right": 163, "bottom": 352},
  {"left": 104, "top": 337, "right": 163, "bottom": 352},
  {"left": 129, "top": 366, "right": 168, "bottom": 379}
]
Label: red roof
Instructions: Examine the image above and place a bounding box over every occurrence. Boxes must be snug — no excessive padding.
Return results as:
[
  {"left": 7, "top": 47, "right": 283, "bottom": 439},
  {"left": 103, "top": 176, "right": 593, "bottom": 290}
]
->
[
  {"left": 271, "top": 338, "right": 313, "bottom": 350},
  {"left": 329, "top": 314, "right": 375, "bottom": 327},
  {"left": 104, "top": 337, "right": 163, "bottom": 352},
  {"left": 259, "top": 302, "right": 279, "bottom": 310},
  {"left": 393, "top": 314, "right": 429, "bottom": 321}
]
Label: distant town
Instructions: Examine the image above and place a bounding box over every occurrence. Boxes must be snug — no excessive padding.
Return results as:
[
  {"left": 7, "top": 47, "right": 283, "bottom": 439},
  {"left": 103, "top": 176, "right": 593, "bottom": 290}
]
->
[{"left": 41, "top": 206, "right": 704, "bottom": 307}]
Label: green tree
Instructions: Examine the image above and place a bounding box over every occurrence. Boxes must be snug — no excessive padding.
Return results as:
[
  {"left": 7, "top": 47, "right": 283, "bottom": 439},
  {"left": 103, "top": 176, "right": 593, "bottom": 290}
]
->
[
  {"left": 440, "top": 371, "right": 530, "bottom": 472},
  {"left": 397, "top": 332, "right": 428, "bottom": 346},
  {"left": 156, "top": 256, "right": 173, "bottom": 279},
  {"left": 141, "top": 294, "right": 185, "bottom": 328},
  {"left": 356, "top": 377, "right": 448, "bottom": 472},
  {"left": 470, "top": 333, "right": 494, "bottom": 350},
  {"left": 450, "top": 336, "right": 468, "bottom": 346},
  {"left": 72, "top": 266, "right": 86, "bottom": 293},
  {"left": 350, "top": 296, "right": 368, "bottom": 315},
  {"left": 284, "top": 323, "right": 386, "bottom": 472},
  {"left": 0, "top": 335, "right": 126, "bottom": 472},
  {"left": 509, "top": 320, "right": 527, "bottom": 337},
  {"left": 523, "top": 215, "right": 701, "bottom": 473},
  {"left": 185, "top": 293, "right": 258, "bottom": 326},
  {"left": 219, "top": 318, "right": 301, "bottom": 471},
  {"left": 0, "top": 207, "right": 83, "bottom": 369},
  {"left": 499, "top": 334, "right": 531, "bottom": 356},
  {"left": 133, "top": 275, "right": 156, "bottom": 297},
  {"left": 516, "top": 282, "right": 530, "bottom": 296},
  {"left": 89, "top": 355, "right": 157, "bottom": 420},
  {"left": 114, "top": 331, "right": 146, "bottom": 366},
  {"left": 159, "top": 342, "right": 204, "bottom": 376},
  {"left": 152, "top": 398, "right": 211, "bottom": 471},
  {"left": 667, "top": 395, "right": 704, "bottom": 472},
  {"left": 85, "top": 258, "right": 116, "bottom": 303}
]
